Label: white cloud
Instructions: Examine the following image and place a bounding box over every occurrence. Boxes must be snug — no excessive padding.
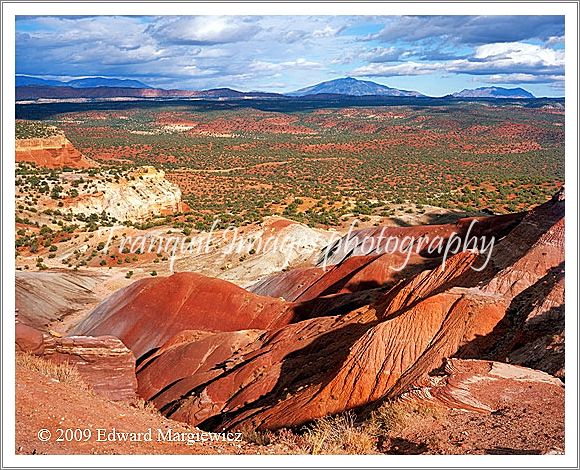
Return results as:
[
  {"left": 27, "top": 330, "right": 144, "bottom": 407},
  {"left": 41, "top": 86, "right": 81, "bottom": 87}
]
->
[
  {"left": 546, "top": 35, "right": 565, "bottom": 46},
  {"left": 150, "top": 16, "right": 260, "bottom": 45},
  {"left": 474, "top": 42, "right": 564, "bottom": 67},
  {"left": 311, "top": 25, "right": 344, "bottom": 38},
  {"left": 279, "top": 30, "right": 308, "bottom": 43},
  {"left": 485, "top": 73, "right": 564, "bottom": 84},
  {"left": 192, "top": 48, "right": 233, "bottom": 59},
  {"left": 351, "top": 61, "right": 444, "bottom": 77},
  {"left": 352, "top": 41, "right": 564, "bottom": 82},
  {"left": 250, "top": 58, "right": 322, "bottom": 72},
  {"left": 360, "top": 47, "right": 401, "bottom": 63}
]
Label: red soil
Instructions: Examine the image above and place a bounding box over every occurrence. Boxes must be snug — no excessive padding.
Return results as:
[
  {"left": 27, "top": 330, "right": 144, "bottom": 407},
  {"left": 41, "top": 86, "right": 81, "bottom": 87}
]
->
[
  {"left": 16, "top": 138, "right": 93, "bottom": 169},
  {"left": 16, "top": 357, "right": 289, "bottom": 455}
]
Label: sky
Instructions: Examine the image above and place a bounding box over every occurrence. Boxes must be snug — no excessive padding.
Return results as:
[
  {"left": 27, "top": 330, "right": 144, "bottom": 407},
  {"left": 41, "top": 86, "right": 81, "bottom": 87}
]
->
[{"left": 15, "top": 15, "right": 565, "bottom": 97}]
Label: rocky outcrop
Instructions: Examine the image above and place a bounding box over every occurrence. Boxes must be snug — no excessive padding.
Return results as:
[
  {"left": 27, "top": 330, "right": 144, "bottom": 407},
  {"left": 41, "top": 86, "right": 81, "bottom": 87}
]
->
[
  {"left": 16, "top": 324, "right": 137, "bottom": 401},
  {"left": 454, "top": 190, "right": 565, "bottom": 376},
  {"left": 251, "top": 212, "right": 523, "bottom": 302},
  {"left": 70, "top": 272, "right": 294, "bottom": 359},
  {"left": 42, "top": 335, "right": 137, "bottom": 401},
  {"left": 136, "top": 329, "right": 265, "bottom": 409},
  {"left": 318, "top": 212, "right": 523, "bottom": 266},
  {"left": 170, "top": 216, "right": 336, "bottom": 289},
  {"left": 250, "top": 266, "right": 326, "bottom": 301},
  {"left": 68, "top": 166, "right": 183, "bottom": 221},
  {"left": 15, "top": 134, "right": 93, "bottom": 168},
  {"left": 16, "top": 270, "right": 104, "bottom": 330},
  {"left": 16, "top": 322, "right": 45, "bottom": 355},
  {"left": 487, "top": 264, "right": 564, "bottom": 378},
  {"left": 404, "top": 358, "right": 564, "bottom": 413},
  {"left": 167, "top": 251, "right": 502, "bottom": 431}
]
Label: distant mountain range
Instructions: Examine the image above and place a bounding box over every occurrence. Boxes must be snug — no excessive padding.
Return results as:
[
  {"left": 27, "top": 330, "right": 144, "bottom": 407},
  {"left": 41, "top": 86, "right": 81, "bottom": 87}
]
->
[
  {"left": 16, "top": 75, "right": 151, "bottom": 89},
  {"left": 288, "top": 77, "right": 424, "bottom": 97},
  {"left": 15, "top": 85, "right": 281, "bottom": 101},
  {"left": 15, "top": 75, "right": 538, "bottom": 101},
  {"left": 450, "top": 86, "right": 535, "bottom": 99}
]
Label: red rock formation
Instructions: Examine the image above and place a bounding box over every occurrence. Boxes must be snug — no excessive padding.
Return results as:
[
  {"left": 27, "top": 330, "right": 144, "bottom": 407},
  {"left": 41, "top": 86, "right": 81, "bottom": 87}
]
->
[
  {"left": 250, "top": 266, "right": 325, "bottom": 301},
  {"left": 403, "top": 358, "right": 564, "bottom": 413},
  {"left": 72, "top": 191, "right": 565, "bottom": 430},
  {"left": 478, "top": 256, "right": 565, "bottom": 378},
  {"left": 453, "top": 190, "right": 565, "bottom": 367},
  {"left": 16, "top": 134, "right": 93, "bottom": 168},
  {"left": 165, "top": 313, "right": 373, "bottom": 429},
  {"left": 180, "top": 252, "right": 506, "bottom": 431},
  {"left": 251, "top": 211, "right": 523, "bottom": 302},
  {"left": 16, "top": 323, "right": 137, "bottom": 401},
  {"left": 42, "top": 335, "right": 138, "bottom": 401},
  {"left": 136, "top": 329, "right": 265, "bottom": 409},
  {"left": 16, "top": 322, "right": 45, "bottom": 355},
  {"left": 70, "top": 272, "right": 294, "bottom": 358}
]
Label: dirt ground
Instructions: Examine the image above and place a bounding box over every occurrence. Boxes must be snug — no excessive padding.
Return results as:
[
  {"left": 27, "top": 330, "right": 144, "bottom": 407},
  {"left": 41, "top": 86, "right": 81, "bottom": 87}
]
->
[
  {"left": 16, "top": 357, "right": 564, "bottom": 455},
  {"left": 15, "top": 361, "right": 292, "bottom": 455},
  {"left": 381, "top": 400, "right": 564, "bottom": 455}
]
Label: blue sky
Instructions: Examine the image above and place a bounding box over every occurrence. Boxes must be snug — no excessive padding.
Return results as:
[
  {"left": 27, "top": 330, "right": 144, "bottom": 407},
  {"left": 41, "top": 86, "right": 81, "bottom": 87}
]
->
[{"left": 15, "top": 15, "right": 565, "bottom": 96}]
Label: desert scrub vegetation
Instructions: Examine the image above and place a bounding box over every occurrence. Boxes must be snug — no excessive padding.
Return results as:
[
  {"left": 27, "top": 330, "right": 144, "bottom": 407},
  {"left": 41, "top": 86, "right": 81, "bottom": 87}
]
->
[
  {"left": 16, "top": 352, "right": 89, "bottom": 391},
  {"left": 274, "top": 400, "right": 444, "bottom": 454},
  {"left": 300, "top": 411, "right": 378, "bottom": 454},
  {"left": 16, "top": 102, "right": 564, "bottom": 228},
  {"left": 370, "top": 399, "right": 442, "bottom": 435},
  {"left": 236, "top": 413, "right": 378, "bottom": 454},
  {"left": 16, "top": 120, "right": 60, "bottom": 139},
  {"left": 240, "top": 427, "right": 274, "bottom": 447},
  {"left": 14, "top": 163, "right": 164, "bottom": 263},
  {"left": 129, "top": 396, "right": 160, "bottom": 415}
]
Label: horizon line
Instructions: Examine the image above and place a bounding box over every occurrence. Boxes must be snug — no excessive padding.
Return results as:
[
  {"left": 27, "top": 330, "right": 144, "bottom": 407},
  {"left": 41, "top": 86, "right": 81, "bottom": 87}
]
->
[{"left": 15, "top": 74, "right": 564, "bottom": 99}]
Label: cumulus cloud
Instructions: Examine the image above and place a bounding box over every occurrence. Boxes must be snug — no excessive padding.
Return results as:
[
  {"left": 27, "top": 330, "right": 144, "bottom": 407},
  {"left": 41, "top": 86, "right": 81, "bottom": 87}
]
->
[
  {"left": 546, "top": 35, "right": 565, "bottom": 46},
  {"left": 360, "top": 47, "right": 402, "bottom": 63},
  {"left": 279, "top": 30, "right": 308, "bottom": 43},
  {"left": 149, "top": 16, "right": 260, "bottom": 45},
  {"left": 17, "top": 16, "right": 156, "bottom": 49},
  {"left": 250, "top": 58, "right": 322, "bottom": 72},
  {"left": 352, "top": 61, "right": 439, "bottom": 77},
  {"left": 311, "top": 25, "right": 345, "bottom": 38},
  {"left": 474, "top": 42, "right": 564, "bottom": 67},
  {"left": 367, "top": 15, "right": 564, "bottom": 45},
  {"left": 352, "top": 41, "right": 564, "bottom": 83},
  {"left": 275, "top": 22, "right": 345, "bottom": 43},
  {"left": 485, "top": 73, "right": 564, "bottom": 84}
]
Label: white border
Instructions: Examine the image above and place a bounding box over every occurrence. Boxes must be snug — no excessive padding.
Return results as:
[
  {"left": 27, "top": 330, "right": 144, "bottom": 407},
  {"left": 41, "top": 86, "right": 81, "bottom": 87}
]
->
[
  {"left": 1, "top": 1, "right": 577, "bottom": 15},
  {"left": 564, "top": 6, "right": 579, "bottom": 469},
  {"left": 2, "top": 2, "right": 578, "bottom": 468}
]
